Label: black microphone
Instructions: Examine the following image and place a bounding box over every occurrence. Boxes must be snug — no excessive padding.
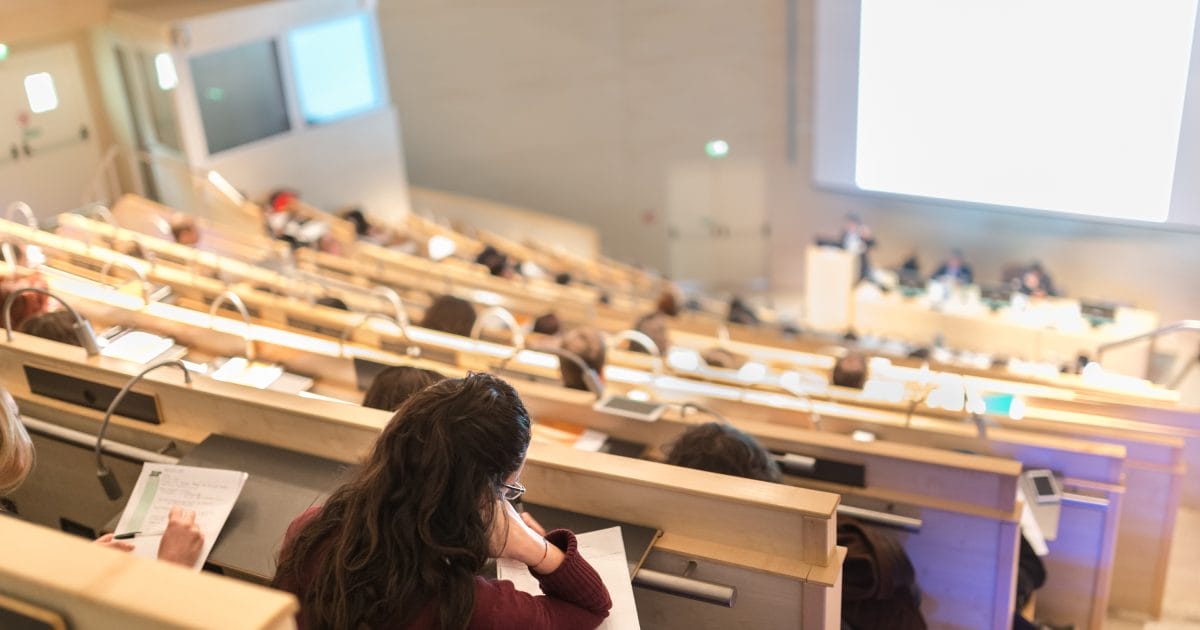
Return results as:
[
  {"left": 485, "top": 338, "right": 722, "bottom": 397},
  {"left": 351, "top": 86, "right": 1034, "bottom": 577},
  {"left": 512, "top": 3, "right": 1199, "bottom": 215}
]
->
[{"left": 96, "top": 360, "right": 192, "bottom": 500}]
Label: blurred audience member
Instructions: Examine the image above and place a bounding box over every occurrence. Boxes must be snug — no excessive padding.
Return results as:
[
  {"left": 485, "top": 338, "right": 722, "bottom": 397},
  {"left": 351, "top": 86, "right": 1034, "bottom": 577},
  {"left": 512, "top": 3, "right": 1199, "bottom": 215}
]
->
[
  {"left": 362, "top": 366, "right": 446, "bottom": 413},
  {"left": 631, "top": 312, "right": 670, "bottom": 355},
  {"left": 532, "top": 313, "right": 561, "bottom": 337},
  {"left": 0, "top": 273, "right": 50, "bottom": 330},
  {"left": 656, "top": 289, "right": 679, "bottom": 317},
  {"left": 18, "top": 311, "right": 80, "bottom": 346},
  {"left": 316, "top": 296, "right": 349, "bottom": 311},
  {"left": 559, "top": 327, "right": 606, "bottom": 392},
  {"left": 420, "top": 295, "right": 477, "bottom": 337},
  {"left": 170, "top": 214, "right": 200, "bottom": 247},
  {"left": 832, "top": 353, "right": 868, "bottom": 390},
  {"left": 475, "top": 246, "right": 514, "bottom": 279},
  {"left": 665, "top": 422, "right": 781, "bottom": 483},
  {"left": 727, "top": 297, "right": 759, "bottom": 326}
]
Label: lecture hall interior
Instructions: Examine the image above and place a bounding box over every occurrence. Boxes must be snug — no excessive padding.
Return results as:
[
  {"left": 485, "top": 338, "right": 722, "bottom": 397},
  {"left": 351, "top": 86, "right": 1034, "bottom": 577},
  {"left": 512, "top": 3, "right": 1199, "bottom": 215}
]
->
[{"left": 1, "top": 1, "right": 1199, "bottom": 628}]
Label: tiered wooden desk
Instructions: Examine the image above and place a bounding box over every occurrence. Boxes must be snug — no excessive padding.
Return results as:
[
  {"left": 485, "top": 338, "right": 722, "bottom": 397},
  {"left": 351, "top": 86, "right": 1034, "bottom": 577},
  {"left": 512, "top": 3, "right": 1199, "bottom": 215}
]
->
[
  {"left": 0, "top": 516, "right": 296, "bottom": 629},
  {"left": 0, "top": 334, "right": 844, "bottom": 629}
]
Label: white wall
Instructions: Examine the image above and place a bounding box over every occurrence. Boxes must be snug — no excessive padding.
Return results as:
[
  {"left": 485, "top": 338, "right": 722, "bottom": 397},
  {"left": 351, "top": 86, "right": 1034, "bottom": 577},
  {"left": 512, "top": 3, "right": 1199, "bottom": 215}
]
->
[
  {"left": 377, "top": 1, "right": 789, "bottom": 279},
  {"left": 378, "top": 0, "right": 1200, "bottom": 332}
]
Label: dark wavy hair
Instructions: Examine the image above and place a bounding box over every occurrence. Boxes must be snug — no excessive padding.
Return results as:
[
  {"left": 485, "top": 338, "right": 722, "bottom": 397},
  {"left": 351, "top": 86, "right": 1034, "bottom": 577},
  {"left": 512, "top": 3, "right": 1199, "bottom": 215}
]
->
[
  {"left": 273, "top": 373, "right": 532, "bottom": 629},
  {"left": 361, "top": 366, "right": 445, "bottom": 412},
  {"left": 665, "top": 422, "right": 781, "bottom": 483}
]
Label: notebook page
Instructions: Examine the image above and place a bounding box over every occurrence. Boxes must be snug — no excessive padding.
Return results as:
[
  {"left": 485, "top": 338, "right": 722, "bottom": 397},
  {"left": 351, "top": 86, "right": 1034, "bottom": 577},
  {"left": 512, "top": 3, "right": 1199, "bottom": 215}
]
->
[
  {"left": 497, "top": 526, "right": 640, "bottom": 629},
  {"left": 114, "top": 463, "right": 248, "bottom": 571}
]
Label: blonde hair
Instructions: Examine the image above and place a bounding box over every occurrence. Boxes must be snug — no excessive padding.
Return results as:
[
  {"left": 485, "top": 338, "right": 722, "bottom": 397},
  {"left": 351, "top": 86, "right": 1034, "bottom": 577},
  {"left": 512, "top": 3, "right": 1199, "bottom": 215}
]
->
[{"left": 0, "top": 385, "right": 34, "bottom": 495}]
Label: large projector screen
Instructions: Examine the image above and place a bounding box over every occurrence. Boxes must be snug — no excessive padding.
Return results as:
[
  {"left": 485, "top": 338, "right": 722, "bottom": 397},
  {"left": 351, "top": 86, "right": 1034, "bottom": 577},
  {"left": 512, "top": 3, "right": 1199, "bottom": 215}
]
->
[{"left": 814, "top": 0, "right": 1200, "bottom": 225}]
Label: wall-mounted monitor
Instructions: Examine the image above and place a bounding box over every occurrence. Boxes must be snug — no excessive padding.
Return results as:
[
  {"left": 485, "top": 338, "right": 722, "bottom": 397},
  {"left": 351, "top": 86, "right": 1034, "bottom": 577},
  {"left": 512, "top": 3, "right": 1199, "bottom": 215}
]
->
[
  {"left": 190, "top": 39, "right": 291, "bottom": 154},
  {"left": 288, "top": 13, "right": 384, "bottom": 125},
  {"left": 814, "top": 0, "right": 1200, "bottom": 226}
]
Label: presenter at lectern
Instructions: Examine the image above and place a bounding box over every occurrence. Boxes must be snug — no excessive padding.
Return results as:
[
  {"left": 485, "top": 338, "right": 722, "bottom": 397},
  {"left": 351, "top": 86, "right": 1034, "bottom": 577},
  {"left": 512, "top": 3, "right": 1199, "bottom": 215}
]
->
[{"left": 839, "top": 214, "right": 876, "bottom": 282}]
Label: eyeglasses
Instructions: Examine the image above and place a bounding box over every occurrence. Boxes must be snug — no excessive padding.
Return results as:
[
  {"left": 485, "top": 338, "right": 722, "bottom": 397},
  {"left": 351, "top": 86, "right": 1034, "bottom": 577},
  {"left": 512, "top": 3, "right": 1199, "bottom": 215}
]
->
[{"left": 500, "top": 479, "right": 526, "bottom": 502}]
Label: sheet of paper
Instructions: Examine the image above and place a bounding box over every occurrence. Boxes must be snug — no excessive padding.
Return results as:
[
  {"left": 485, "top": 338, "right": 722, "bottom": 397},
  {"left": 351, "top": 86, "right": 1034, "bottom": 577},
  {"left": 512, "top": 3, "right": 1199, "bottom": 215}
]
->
[
  {"left": 1017, "top": 487, "right": 1049, "bottom": 557},
  {"left": 497, "top": 526, "right": 640, "bottom": 629},
  {"left": 573, "top": 429, "right": 609, "bottom": 453},
  {"left": 113, "top": 463, "right": 248, "bottom": 571}
]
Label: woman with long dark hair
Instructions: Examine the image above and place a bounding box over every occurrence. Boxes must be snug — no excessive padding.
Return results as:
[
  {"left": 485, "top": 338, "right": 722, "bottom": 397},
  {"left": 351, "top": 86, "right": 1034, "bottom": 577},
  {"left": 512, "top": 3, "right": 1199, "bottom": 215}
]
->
[{"left": 273, "top": 372, "right": 611, "bottom": 629}]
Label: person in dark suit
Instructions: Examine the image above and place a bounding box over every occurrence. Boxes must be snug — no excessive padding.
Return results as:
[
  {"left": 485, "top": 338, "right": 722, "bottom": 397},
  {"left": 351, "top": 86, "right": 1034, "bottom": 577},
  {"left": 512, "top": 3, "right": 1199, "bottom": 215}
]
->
[{"left": 932, "top": 249, "right": 973, "bottom": 285}]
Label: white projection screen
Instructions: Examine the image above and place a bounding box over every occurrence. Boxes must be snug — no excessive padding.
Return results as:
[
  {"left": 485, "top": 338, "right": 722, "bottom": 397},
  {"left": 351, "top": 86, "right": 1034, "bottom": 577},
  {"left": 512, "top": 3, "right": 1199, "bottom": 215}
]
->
[{"left": 813, "top": 0, "right": 1200, "bottom": 226}]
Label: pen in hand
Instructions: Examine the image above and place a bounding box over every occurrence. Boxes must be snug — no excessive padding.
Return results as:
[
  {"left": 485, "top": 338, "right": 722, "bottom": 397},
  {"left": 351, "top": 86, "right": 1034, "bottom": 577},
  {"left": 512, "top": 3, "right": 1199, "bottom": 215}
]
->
[{"left": 113, "top": 530, "right": 166, "bottom": 540}]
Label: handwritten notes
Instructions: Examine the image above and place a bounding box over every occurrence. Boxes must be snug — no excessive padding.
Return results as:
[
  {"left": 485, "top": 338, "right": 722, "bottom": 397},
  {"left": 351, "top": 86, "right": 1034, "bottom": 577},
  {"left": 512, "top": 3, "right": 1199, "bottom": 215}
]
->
[
  {"left": 114, "top": 464, "right": 248, "bottom": 571},
  {"left": 497, "top": 526, "right": 640, "bottom": 629}
]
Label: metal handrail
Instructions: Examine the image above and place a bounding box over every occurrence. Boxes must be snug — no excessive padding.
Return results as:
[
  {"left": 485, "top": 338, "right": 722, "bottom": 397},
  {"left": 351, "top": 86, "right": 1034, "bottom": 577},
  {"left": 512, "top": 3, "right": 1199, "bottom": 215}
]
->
[
  {"left": 99, "top": 256, "right": 152, "bottom": 306},
  {"left": 470, "top": 306, "right": 525, "bottom": 349},
  {"left": 209, "top": 290, "right": 256, "bottom": 360},
  {"left": 5, "top": 202, "right": 37, "bottom": 228},
  {"left": 608, "top": 328, "right": 664, "bottom": 376},
  {"left": 83, "top": 144, "right": 247, "bottom": 214},
  {"left": 340, "top": 312, "right": 410, "bottom": 357},
  {"left": 1095, "top": 320, "right": 1200, "bottom": 358},
  {"left": 1096, "top": 320, "right": 1200, "bottom": 381},
  {"left": 538, "top": 346, "right": 605, "bottom": 400}
]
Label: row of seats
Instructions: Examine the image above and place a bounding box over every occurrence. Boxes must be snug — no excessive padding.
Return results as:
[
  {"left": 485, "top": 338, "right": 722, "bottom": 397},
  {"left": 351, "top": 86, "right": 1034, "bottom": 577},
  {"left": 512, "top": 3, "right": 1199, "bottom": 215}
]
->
[{"left": 0, "top": 193, "right": 1195, "bottom": 628}]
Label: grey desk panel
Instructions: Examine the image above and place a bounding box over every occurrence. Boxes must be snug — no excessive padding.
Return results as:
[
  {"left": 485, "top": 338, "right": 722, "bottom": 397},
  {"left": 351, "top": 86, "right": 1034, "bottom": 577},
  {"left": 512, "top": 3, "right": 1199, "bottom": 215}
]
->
[{"left": 180, "top": 434, "right": 353, "bottom": 582}]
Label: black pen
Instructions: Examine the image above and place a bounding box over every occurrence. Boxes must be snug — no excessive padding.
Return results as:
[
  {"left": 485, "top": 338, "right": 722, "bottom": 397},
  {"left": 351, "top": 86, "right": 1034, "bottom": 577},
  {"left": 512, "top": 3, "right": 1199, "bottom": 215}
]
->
[{"left": 113, "top": 530, "right": 165, "bottom": 540}]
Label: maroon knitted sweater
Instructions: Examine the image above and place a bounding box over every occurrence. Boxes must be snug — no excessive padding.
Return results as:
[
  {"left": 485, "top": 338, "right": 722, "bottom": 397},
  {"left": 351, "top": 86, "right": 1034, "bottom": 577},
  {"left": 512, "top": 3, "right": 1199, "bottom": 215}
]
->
[{"left": 277, "top": 507, "right": 612, "bottom": 629}]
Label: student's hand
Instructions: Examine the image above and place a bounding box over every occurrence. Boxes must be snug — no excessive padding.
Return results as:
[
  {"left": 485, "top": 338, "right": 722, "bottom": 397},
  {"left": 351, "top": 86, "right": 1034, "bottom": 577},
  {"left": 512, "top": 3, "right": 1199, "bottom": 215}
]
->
[
  {"left": 489, "top": 500, "right": 547, "bottom": 562},
  {"left": 521, "top": 510, "right": 546, "bottom": 537},
  {"left": 157, "top": 506, "right": 205, "bottom": 568},
  {"left": 93, "top": 533, "right": 134, "bottom": 553},
  {"left": 489, "top": 500, "right": 565, "bottom": 574}
]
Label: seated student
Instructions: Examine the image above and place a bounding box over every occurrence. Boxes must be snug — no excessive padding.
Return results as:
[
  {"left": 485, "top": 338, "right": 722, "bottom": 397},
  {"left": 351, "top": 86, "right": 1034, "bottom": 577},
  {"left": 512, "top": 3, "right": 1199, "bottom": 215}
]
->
[
  {"left": 532, "top": 313, "right": 561, "bottom": 337},
  {"left": 339, "top": 207, "right": 372, "bottom": 239},
  {"left": 0, "top": 385, "right": 204, "bottom": 566},
  {"left": 700, "top": 347, "right": 746, "bottom": 370},
  {"left": 631, "top": 312, "right": 670, "bottom": 355},
  {"left": 559, "top": 327, "right": 606, "bottom": 392},
  {"left": 656, "top": 290, "right": 680, "bottom": 318},
  {"left": 475, "top": 246, "right": 515, "bottom": 279},
  {"left": 361, "top": 366, "right": 445, "bottom": 413},
  {"left": 316, "top": 233, "right": 343, "bottom": 257},
  {"left": 18, "top": 311, "right": 80, "bottom": 346},
  {"left": 420, "top": 295, "right": 477, "bottom": 337},
  {"left": 665, "top": 422, "right": 926, "bottom": 630},
  {"left": 0, "top": 273, "right": 50, "bottom": 330},
  {"left": 831, "top": 353, "right": 869, "bottom": 390},
  {"left": 315, "top": 296, "right": 349, "bottom": 311},
  {"left": 932, "top": 249, "right": 973, "bottom": 285},
  {"left": 273, "top": 373, "right": 612, "bottom": 629},
  {"left": 664, "top": 422, "right": 781, "bottom": 483},
  {"left": 170, "top": 214, "right": 200, "bottom": 247},
  {"left": 727, "top": 296, "right": 760, "bottom": 326}
]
